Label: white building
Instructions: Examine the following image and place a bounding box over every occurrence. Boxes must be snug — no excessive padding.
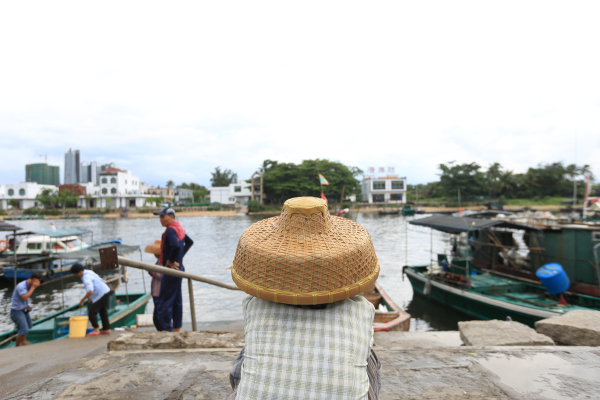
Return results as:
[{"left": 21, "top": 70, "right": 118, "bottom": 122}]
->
[
  {"left": 361, "top": 175, "right": 407, "bottom": 204},
  {"left": 209, "top": 181, "right": 252, "bottom": 206},
  {"left": 0, "top": 182, "right": 58, "bottom": 209},
  {"left": 99, "top": 168, "right": 141, "bottom": 196},
  {"left": 139, "top": 182, "right": 152, "bottom": 194},
  {"left": 78, "top": 167, "right": 154, "bottom": 208},
  {"left": 175, "top": 188, "right": 194, "bottom": 204}
]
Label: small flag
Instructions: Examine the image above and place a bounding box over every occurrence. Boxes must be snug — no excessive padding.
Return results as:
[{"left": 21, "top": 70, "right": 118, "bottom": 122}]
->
[
  {"left": 318, "top": 174, "right": 329, "bottom": 185},
  {"left": 321, "top": 192, "right": 328, "bottom": 204}
]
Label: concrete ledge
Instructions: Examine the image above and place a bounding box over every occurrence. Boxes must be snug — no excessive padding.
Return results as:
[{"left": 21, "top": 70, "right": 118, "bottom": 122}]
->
[
  {"left": 11, "top": 345, "right": 600, "bottom": 399},
  {"left": 535, "top": 310, "right": 600, "bottom": 346},
  {"left": 107, "top": 331, "right": 245, "bottom": 351},
  {"left": 459, "top": 320, "right": 554, "bottom": 346},
  {"left": 374, "top": 330, "right": 463, "bottom": 348}
]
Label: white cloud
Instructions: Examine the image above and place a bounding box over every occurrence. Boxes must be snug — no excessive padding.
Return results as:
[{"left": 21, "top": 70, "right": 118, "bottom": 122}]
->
[{"left": 1, "top": 1, "right": 599, "bottom": 187}]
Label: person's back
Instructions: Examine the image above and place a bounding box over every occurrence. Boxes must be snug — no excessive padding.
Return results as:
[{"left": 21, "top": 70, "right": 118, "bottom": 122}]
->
[
  {"left": 82, "top": 270, "right": 110, "bottom": 303},
  {"left": 237, "top": 296, "right": 374, "bottom": 399},
  {"left": 11, "top": 280, "right": 31, "bottom": 311}
]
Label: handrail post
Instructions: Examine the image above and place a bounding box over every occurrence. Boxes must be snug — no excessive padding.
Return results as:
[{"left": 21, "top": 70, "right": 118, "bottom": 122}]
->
[{"left": 188, "top": 278, "right": 197, "bottom": 331}]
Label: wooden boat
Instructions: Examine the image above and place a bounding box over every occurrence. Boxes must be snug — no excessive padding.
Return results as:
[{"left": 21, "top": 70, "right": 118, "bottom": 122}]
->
[
  {"left": 404, "top": 264, "right": 600, "bottom": 328},
  {"left": 362, "top": 282, "right": 411, "bottom": 331},
  {"left": 378, "top": 209, "right": 399, "bottom": 215},
  {"left": 0, "top": 291, "right": 151, "bottom": 349}
]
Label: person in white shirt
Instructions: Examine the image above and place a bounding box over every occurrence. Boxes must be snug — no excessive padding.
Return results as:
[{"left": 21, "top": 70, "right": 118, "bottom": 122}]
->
[{"left": 71, "top": 263, "right": 112, "bottom": 336}]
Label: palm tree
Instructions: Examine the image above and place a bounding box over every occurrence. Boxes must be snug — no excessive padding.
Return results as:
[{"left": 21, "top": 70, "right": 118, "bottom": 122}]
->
[
  {"left": 486, "top": 163, "right": 503, "bottom": 198},
  {"left": 166, "top": 180, "right": 175, "bottom": 189}
]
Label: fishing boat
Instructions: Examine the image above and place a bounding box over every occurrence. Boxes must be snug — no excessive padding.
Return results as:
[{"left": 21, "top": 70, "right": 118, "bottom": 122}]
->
[
  {"left": 0, "top": 291, "right": 151, "bottom": 349},
  {"left": 363, "top": 282, "right": 411, "bottom": 331},
  {"left": 1, "top": 226, "right": 139, "bottom": 282},
  {"left": 413, "top": 214, "right": 600, "bottom": 298},
  {"left": 405, "top": 215, "right": 600, "bottom": 327},
  {"left": 404, "top": 264, "right": 600, "bottom": 328},
  {"left": 3, "top": 240, "right": 139, "bottom": 282}
]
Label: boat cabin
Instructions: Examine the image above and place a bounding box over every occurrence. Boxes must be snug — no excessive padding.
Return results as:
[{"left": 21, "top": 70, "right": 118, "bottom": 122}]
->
[
  {"left": 14, "top": 235, "right": 88, "bottom": 255},
  {"left": 7, "top": 227, "right": 92, "bottom": 256}
]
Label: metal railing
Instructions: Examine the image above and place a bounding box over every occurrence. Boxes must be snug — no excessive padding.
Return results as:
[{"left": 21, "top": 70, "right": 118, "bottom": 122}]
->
[{"left": 115, "top": 256, "right": 240, "bottom": 331}]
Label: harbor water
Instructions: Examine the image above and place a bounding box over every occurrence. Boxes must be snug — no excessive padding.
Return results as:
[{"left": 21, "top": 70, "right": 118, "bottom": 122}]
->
[{"left": 0, "top": 213, "right": 468, "bottom": 333}]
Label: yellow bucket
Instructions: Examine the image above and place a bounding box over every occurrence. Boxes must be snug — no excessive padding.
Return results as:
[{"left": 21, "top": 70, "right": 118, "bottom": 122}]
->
[{"left": 69, "top": 316, "right": 89, "bottom": 338}]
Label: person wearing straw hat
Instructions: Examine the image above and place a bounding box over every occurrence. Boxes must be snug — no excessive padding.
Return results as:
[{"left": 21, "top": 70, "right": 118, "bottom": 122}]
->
[
  {"left": 227, "top": 197, "right": 381, "bottom": 400},
  {"left": 153, "top": 207, "right": 194, "bottom": 332},
  {"left": 144, "top": 239, "right": 164, "bottom": 331}
]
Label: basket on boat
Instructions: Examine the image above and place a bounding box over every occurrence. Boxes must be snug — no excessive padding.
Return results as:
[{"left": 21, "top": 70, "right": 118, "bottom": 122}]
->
[{"left": 231, "top": 197, "right": 379, "bottom": 305}]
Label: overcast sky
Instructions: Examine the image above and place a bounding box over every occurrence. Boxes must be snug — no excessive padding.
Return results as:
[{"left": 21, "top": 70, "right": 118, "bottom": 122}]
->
[{"left": 1, "top": 1, "right": 599, "bottom": 188}]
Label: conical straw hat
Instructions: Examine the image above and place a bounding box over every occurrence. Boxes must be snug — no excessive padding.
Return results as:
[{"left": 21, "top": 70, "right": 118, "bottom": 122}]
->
[
  {"left": 144, "top": 239, "right": 161, "bottom": 257},
  {"left": 231, "top": 197, "right": 379, "bottom": 305}
]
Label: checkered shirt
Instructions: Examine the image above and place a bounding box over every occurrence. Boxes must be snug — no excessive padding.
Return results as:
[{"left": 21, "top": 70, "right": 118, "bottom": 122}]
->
[
  {"left": 227, "top": 347, "right": 381, "bottom": 400},
  {"left": 231, "top": 295, "right": 376, "bottom": 400}
]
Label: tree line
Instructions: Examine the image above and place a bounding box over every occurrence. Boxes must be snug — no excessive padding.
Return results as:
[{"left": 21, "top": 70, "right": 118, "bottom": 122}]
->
[
  {"left": 172, "top": 160, "right": 598, "bottom": 206},
  {"left": 173, "top": 160, "right": 362, "bottom": 205},
  {"left": 411, "top": 161, "right": 596, "bottom": 201}
]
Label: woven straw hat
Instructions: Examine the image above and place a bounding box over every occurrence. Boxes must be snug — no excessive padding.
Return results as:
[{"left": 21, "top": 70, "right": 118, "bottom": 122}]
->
[
  {"left": 144, "top": 239, "right": 161, "bottom": 257},
  {"left": 231, "top": 197, "right": 379, "bottom": 305}
]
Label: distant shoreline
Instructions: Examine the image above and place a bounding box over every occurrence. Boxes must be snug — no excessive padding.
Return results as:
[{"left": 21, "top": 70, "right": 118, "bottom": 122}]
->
[{"left": 0, "top": 204, "right": 568, "bottom": 221}]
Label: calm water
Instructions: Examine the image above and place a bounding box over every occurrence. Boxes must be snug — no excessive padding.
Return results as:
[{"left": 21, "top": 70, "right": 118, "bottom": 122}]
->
[{"left": 0, "top": 213, "right": 469, "bottom": 332}]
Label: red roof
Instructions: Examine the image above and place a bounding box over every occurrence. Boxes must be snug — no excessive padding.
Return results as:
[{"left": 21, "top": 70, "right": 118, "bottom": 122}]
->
[{"left": 100, "top": 168, "right": 124, "bottom": 174}]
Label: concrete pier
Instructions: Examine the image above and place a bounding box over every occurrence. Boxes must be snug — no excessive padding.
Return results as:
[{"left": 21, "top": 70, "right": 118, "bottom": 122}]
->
[{"left": 2, "top": 329, "right": 600, "bottom": 399}]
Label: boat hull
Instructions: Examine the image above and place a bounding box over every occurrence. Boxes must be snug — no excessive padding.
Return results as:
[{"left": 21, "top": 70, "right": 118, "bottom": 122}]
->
[
  {"left": 371, "top": 282, "right": 410, "bottom": 332},
  {"left": 405, "top": 267, "right": 558, "bottom": 328}
]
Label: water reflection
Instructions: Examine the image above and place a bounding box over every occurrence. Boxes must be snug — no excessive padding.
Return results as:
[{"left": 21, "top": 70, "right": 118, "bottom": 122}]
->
[{"left": 1, "top": 213, "right": 472, "bottom": 332}]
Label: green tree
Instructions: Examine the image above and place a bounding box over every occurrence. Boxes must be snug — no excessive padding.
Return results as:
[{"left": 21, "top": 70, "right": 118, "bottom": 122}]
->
[
  {"left": 262, "top": 159, "right": 362, "bottom": 205},
  {"left": 210, "top": 167, "right": 238, "bottom": 187},
  {"left": 485, "top": 162, "right": 503, "bottom": 198},
  {"left": 166, "top": 180, "right": 175, "bottom": 189},
  {"left": 179, "top": 182, "right": 208, "bottom": 202},
  {"left": 36, "top": 188, "right": 58, "bottom": 208},
  {"left": 8, "top": 199, "right": 19, "bottom": 208},
  {"left": 57, "top": 190, "right": 78, "bottom": 208},
  {"left": 438, "top": 162, "right": 485, "bottom": 198}
]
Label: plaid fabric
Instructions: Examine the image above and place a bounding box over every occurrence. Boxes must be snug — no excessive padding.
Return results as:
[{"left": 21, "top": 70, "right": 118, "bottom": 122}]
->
[
  {"left": 226, "top": 347, "right": 381, "bottom": 400},
  {"left": 230, "top": 295, "right": 375, "bottom": 400}
]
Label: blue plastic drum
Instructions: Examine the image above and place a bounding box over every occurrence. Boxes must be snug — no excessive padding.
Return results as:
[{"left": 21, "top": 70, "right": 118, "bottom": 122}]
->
[{"left": 536, "top": 263, "right": 570, "bottom": 294}]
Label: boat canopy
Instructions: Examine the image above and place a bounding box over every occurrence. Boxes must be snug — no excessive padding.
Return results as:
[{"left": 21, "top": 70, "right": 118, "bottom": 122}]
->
[
  {"left": 14, "top": 228, "right": 92, "bottom": 237},
  {"left": 409, "top": 215, "right": 540, "bottom": 234},
  {"left": 52, "top": 243, "right": 140, "bottom": 261},
  {"left": 0, "top": 221, "right": 23, "bottom": 232}
]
